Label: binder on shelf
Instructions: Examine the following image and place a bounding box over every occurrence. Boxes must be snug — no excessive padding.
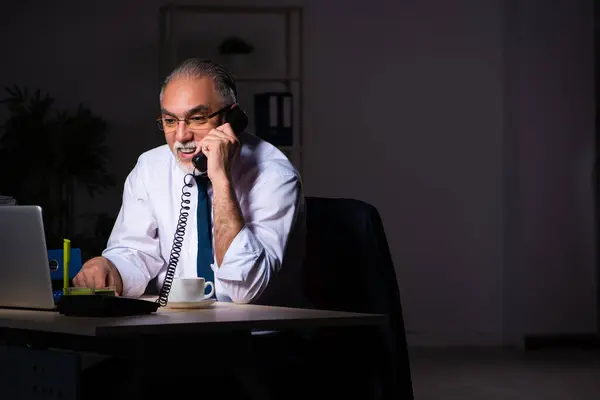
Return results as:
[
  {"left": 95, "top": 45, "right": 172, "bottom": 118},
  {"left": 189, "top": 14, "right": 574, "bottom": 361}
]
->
[{"left": 253, "top": 92, "right": 293, "bottom": 146}]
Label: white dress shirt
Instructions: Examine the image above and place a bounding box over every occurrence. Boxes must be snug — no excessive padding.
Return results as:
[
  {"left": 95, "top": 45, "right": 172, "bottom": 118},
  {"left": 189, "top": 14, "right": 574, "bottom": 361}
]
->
[{"left": 102, "top": 132, "right": 307, "bottom": 306}]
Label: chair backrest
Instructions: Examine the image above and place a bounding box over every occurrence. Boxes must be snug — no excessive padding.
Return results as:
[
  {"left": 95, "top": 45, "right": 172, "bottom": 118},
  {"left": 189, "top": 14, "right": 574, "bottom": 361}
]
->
[
  {"left": 303, "top": 197, "right": 402, "bottom": 317},
  {"left": 303, "top": 197, "right": 413, "bottom": 399}
]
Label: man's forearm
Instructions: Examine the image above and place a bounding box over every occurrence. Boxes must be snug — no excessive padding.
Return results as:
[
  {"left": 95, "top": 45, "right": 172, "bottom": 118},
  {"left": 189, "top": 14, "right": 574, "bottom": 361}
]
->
[{"left": 211, "top": 177, "right": 245, "bottom": 266}]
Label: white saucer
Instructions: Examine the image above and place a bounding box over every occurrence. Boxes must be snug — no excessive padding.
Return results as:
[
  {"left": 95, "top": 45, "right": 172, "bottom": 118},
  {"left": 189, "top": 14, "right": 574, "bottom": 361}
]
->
[{"left": 166, "top": 298, "right": 216, "bottom": 309}]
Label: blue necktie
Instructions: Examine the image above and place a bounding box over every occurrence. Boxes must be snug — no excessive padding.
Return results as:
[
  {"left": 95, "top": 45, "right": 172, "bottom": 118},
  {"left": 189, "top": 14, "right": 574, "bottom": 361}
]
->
[{"left": 195, "top": 176, "right": 214, "bottom": 287}]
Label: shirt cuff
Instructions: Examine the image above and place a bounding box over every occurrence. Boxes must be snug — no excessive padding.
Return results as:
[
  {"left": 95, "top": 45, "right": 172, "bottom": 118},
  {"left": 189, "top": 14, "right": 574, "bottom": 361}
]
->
[
  {"left": 103, "top": 252, "right": 149, "bottom": 298},
  {"left": 214, "top": 225, "right": 263, "bottom": 282}
]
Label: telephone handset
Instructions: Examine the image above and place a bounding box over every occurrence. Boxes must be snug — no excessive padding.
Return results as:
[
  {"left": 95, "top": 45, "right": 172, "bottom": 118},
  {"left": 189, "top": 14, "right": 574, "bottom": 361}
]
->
[
  {"left": 191, "top": 104, "right": 249, "bottom": 175},
  {"left": 155, "top": 103, "right": 248, "bottom": 307}
]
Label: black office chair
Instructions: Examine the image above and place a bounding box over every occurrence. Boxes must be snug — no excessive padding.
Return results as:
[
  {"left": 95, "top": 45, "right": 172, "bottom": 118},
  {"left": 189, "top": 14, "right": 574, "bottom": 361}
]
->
[
  {"left": 144, "top": 197, "right": 414, "bottom": 400},
  {"left": 301, "top": 197, "right": 414, "bottom": 400}
]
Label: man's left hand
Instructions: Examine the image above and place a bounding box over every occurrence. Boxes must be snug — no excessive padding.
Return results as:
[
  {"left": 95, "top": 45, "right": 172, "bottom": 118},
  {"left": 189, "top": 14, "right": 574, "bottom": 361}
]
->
[{"left": 199, "top": 122, "right": 240, "bottom": 182}]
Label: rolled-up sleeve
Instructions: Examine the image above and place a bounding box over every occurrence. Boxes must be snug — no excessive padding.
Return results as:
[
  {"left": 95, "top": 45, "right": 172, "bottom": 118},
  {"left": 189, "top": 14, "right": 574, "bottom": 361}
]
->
[
  {"left": 102, "top": 158, "right": 165, "bottom": 297},
  {"left": 215, "top": 172, "right": 302, "bottom": 303}
]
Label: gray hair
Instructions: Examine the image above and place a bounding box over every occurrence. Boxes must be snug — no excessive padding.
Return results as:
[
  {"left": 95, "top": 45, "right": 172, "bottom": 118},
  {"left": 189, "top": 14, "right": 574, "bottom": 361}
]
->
[{"left": 159, "top": 58, "right": 237, "bottom": 105}]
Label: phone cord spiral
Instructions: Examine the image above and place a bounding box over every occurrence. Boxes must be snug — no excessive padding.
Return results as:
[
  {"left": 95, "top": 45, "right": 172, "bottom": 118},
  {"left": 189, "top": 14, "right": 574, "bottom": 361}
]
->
[{"left": 155, "top": 173, "right": 195, "bottom": 306}]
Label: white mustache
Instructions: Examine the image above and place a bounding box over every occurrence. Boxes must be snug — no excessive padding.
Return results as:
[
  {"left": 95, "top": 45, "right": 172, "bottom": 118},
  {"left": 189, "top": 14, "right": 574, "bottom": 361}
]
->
[{"left": 174, "top": 141, "right": 197, "bottom": 151}]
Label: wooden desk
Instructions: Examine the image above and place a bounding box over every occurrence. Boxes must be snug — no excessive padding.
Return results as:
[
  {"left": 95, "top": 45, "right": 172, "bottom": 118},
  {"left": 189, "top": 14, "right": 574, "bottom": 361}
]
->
[
  {"left": 0, "top": 299, "right": 385, "bottom": 338},
  {"left": 0, "top": 299, "right": 386, "bottom": 399}
]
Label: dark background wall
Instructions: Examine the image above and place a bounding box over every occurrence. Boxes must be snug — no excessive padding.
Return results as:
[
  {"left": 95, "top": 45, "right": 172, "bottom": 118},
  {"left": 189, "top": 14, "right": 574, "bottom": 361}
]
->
[{"left": 0, "top": 0, "right": 595, "bottom": 346}]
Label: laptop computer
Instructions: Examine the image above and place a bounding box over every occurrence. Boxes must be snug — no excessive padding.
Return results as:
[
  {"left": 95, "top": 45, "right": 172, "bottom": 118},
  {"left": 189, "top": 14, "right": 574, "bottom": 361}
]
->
[
  {"left": 0, "top": 205, "right": 159, "bottom": 316},
  {"left": 0, "top": 205, "right": 57, "bottom": 310}
]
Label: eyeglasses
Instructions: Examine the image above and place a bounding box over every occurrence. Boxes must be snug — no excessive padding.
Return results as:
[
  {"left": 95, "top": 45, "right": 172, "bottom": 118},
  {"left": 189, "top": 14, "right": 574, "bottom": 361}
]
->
[{"left": 156, "top": 104, "right": 232, "bottom": 132}]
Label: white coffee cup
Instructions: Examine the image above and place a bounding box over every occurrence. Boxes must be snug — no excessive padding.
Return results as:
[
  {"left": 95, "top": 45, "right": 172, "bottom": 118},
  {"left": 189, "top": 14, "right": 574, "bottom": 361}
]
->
[{"left": 167, "top": 277, "right": 215, "bottom": 303}]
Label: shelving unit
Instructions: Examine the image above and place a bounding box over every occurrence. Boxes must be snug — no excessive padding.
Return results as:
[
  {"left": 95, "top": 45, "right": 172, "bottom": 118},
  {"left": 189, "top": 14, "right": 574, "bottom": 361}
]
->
[{"left": 158, "top": 5, "right": 304, "bottom": 175}]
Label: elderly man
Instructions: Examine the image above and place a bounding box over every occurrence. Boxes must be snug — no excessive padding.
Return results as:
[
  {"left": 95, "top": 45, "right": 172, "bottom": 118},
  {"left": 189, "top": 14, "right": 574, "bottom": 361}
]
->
[
  {"left": 75, "top": 59, "right": 380, "bottom": 400},
  {"left": 73, "top": 58, "right": 306, "bottom": 308}
]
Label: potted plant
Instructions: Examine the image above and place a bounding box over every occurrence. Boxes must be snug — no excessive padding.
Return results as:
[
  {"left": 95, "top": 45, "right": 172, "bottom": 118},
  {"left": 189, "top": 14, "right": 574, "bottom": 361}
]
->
[
  {"left": 0, "top": 85, "right": 115, "bottom": 255},
  {"left": 217, "top": 36, "right": 255, "bottom": 75}
]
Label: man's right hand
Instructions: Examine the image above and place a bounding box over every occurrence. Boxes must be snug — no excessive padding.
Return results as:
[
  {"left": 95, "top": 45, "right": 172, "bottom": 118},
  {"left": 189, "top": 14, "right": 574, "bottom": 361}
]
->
[{"left": 73, "top": 256, "right": 123, "bottom": 296}]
